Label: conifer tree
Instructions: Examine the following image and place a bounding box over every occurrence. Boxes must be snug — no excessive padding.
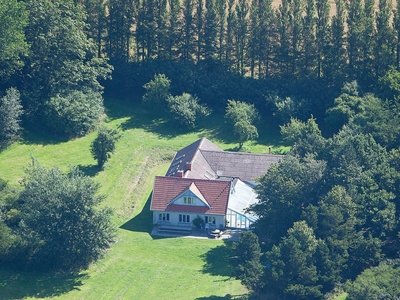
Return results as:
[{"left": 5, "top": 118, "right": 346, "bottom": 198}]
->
[
  {"left": 204, "top": 0, "right": 218, "bottom": 59},
  {"left": 374, "top": 0, "right": 396, "bottom": 79},
  {"left": 302, "top": 0, "right": 317, "bottom": 76},
  {"left": 276, "top": 0, "right": 292, "bottom": 77},
  {"left": 325, "top": 0, "right": 346, "bottom": 85},
  {"left": 234, "top": 0, "right": 250, "bottom": 75},
  {"left": 316, "top": 0, "right": 330, "bottom": 78},
  {"left": 216, "top": 0, "right": 226, "bottom": 61},
  {"left": 347, "top": 0, "right": 365, "bottom": 80}
]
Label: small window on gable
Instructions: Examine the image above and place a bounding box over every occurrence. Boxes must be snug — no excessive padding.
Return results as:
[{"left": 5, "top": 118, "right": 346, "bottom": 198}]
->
[{"left": 183, "top": 196, "right": 197, "bottom": 205}]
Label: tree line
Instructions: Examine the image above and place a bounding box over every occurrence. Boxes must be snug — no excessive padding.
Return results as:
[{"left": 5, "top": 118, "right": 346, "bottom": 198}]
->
[
  {"left": 2, "top": 0, "right": 400, "bottom": 142},
  {"left": 79, "top": 0, "right": 399, "bottom": 85}
]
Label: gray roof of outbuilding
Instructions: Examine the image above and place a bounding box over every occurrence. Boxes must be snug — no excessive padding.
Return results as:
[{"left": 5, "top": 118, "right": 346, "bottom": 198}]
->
[
  {"left": 165, "top": 137, "right": 283, "bottom": 182},
  {"left": 201, "top": 150, "right": 283, "bottom": 182}
]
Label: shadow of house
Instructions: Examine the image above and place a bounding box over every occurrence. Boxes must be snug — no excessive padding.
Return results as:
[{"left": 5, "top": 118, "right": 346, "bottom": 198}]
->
[
  {"left": 119, "top": 193, "right": 153, "bottom": 234},
  {"left": 0, "top": 270, "right": 88, "bottom": 300}
]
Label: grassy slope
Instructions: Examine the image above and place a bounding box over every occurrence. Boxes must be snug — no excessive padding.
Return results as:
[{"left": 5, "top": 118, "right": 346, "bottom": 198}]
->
[{"left": 1, "top": 96, "right": 289, "bottom": 300}]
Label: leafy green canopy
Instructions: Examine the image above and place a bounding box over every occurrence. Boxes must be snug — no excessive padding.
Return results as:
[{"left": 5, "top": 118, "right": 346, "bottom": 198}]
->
[
  {"left": 91, "top": 126, "right": 121, "bottom": 168},
  {"left": 16, "top": 161, "right": 115, "bottom": 271},
  {"left": 346, "top": 260, "right": 400, "bottom": 300},
  {"left": 22, "top": 0, "right": 112, "bottom": 136},
  {"left": 142, "top": 74, "right": 172, "bottom": 109},
  {"left": 0, "top": 0, "right": 28, "bottom": 82},
  {"left": 225, "top": 100, "right": 259, "bottom": 148},
  {"left": 167, "top": 93, "right": 211, "bottom": 128}
]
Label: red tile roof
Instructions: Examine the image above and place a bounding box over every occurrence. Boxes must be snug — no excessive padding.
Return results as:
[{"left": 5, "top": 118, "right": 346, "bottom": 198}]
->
[{"left": 150, "top": 176, "right": 231, "bottom": 215}]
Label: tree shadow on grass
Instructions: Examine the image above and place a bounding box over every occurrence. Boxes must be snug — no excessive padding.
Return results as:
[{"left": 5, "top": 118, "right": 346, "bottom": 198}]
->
[
  {"left": 119, "top": 193, "right": 153, "bottom": 234},
  {"left": 200, "top": 240, "right": 236, "bottom": 277},
  {"left": 21, "top": 127, "right": 69, "bottom": 146},
  {"left": 0, "top": 269, "right": 88, "bottom": 300},
  {"left": 77, "top": 164, "right": 101, "bottom": 177},
  {"left": 104, "top": 95, "right": 235, "bottom": 141}
]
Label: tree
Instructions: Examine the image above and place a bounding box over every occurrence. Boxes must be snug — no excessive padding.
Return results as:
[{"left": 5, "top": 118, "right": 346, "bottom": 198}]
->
[
  {"left": 0, "top": 88, "right": 24, "bottom": 148},
  {"left": 265, "top": 221, "right": 323, "bottom": 299},
  {"left": 234, "top": 0, "right": 250, "bottom": 75},
  {"left": 0, "top": 0, "right": 28, "bottom": 82},
  {"left": 231, "top": 230, "right": 264, "bottom": 292},
  {"left": 107, "top": 0, "right": 134, "bottom": 62},
  {"left": 225, "top": 99, "right": 259, "bottom": 124},
  {"left": 17, "top": 161, "right": 116, "bottom": 271},
  {"left": 315, "top": 0, "right": 330, "bottom": 78},
  {"left": 142, "top": 74, "right": 171, "bottom": 110},
  {"left": 346, "top": 260, "right": 400, "bottom": 299},
  {"left": 325, "top": 0, "right": 346, "bottom": 85},
  {"left": 21, "top": 0, "right": 112, "bottom": 132},
  {"left": 181, "top": 0, "right": 196, "bottom": 61},
  {"left": 233, "top": 120, "right": 259, "bottom": 149},
  {"left": 81, "top": 0, "right": 108, "bottom": 58},
  {"left": 204, "top": 0, "right": 219, "bottom": 60},
  {"left": 167, "top": 93, "right": 211, "bottom": 128},
  {"left": 252, "top": 155, "right": 327, "bottom": 246},
  {"left": 45, "top": 89, "right": 104, "bottom": 137},
  {"left": 225, "top": 100, "right": 259, "bottom": 148},
  {"left": 374, "top": 0, "right": 396, "bottom": 80},
  {"left": 91, "top": 126, "right": 121, "bottom": 168},
  {"left": 280, "top": 117, "right": 322, "bottom": 144},
  {"left": 302, "top": 0, "right": 317, "bottom": 76},
  {"left": 346, "top": 0, "right": 365, "bottom": 80}
]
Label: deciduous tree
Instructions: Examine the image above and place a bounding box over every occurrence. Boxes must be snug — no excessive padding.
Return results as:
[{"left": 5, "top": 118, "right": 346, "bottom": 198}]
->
[
  {"left": 0, "top": 0, "right": 28, "bottom": 82},
  {"left": 18, "top": 162, "right": 116, "bottom": 271},
  {"left": 91, "top": 126, "right": 121, "bottom": 168}
]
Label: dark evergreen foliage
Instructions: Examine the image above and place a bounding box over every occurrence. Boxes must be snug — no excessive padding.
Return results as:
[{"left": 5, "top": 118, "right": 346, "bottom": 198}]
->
[{"left": 0, "top": 88, "right": 24, "bottom": 148}]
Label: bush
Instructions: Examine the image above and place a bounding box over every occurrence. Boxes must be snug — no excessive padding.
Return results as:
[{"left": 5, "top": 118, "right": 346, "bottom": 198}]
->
[
  {"left": 142, "top": 74, "right": 171, "bottom": 110},
  {"left": 91, "top": 125, "right": 121, "bottom": 168},
  {"left": 167, "top": 93, "right": 211, "bottom": 128},
  {"left": 192, "top": 215, "right": 205, "bottom": 229},
  {"left": 45, "top": 89, "right": 104, "bottom": 137}
]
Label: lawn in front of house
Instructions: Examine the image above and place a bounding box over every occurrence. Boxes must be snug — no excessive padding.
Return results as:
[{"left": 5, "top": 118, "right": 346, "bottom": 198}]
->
[{"left": 1, "top": 94, "right": 290, "bottom": 299}]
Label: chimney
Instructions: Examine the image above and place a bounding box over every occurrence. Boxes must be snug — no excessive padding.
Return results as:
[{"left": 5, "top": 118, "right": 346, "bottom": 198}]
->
[
  {"left": 177, "top": 170, "right": 184, "bottom": 177},
  {"left": 186, "top": 162, "right": 192, "bottom": 171}
]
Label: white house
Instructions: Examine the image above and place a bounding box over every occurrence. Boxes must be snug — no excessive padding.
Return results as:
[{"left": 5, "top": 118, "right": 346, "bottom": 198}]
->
[{"left": 150, "top": 137, "right": 283, "bottom": 230}]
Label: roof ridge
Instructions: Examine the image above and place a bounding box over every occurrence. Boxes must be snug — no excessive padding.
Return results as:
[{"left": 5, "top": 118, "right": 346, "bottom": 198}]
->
[{"left": 200, "top": 149, "right": 284, "bottom": 157}]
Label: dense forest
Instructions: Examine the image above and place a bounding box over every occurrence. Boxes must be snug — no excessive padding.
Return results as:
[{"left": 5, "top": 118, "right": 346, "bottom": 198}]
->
[{"left": 1, "top": 0, "right": 400, "bottom": 299}]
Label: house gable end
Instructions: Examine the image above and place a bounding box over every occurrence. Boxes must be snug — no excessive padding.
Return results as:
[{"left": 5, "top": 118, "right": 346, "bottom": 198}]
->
[{"left": 168, "top": 188, "right": 211, "bottom": 208}]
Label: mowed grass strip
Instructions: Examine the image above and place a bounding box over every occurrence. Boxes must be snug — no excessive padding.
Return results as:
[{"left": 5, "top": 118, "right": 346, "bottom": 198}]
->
[{"left": 0, "top": 97, "right": 288, "bottom": 299}]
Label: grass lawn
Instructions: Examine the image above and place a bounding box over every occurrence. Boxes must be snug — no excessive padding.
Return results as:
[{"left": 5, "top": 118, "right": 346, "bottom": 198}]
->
[{"left": 0, "top": 95, "right": 288, "bottom": 300}]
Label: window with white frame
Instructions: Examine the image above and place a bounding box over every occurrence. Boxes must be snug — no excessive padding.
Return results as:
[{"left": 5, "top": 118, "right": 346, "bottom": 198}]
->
[
  {"left": 179, "top": 214, "right": 191, "bottom": 223},
  {"left": 205, "top": 216, "right": 216, "bottom": 224},
  {"left": 159, "top": 213, "right": 170, "bottom": 221}
]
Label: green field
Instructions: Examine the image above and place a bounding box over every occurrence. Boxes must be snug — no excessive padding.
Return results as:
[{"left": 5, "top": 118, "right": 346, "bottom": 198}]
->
[{"left": 0, "top": 95, "right": 290, "bottom": 300}]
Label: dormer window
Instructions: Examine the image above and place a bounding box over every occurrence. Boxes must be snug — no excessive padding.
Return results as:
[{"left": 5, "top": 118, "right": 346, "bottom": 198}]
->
[{"left": 183, "top": 196, "right": 196, "bottom": 205}]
